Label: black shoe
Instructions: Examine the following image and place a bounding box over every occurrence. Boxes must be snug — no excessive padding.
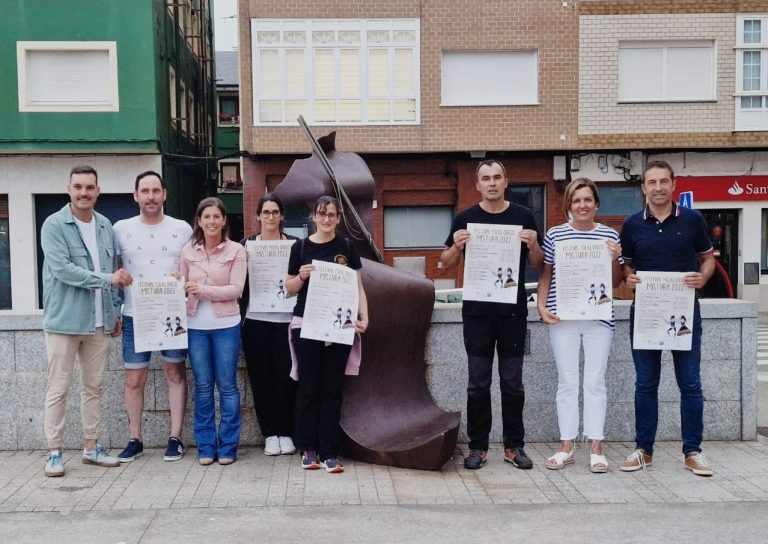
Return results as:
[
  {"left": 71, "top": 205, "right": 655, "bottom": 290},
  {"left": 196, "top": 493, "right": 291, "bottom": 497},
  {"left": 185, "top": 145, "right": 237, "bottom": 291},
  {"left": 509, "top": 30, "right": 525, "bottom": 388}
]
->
[
  {"left": 463, "top": 449, "right": 488, "bottom": 470},
  {"left": 117, "top": 439, "right": 143, "bottom": 463},
  {"left": 163, "top": 437, "right": 184, "bottom": 461},
  {"left": 504, "top": 446, "right": 533, "bottom": 469}
]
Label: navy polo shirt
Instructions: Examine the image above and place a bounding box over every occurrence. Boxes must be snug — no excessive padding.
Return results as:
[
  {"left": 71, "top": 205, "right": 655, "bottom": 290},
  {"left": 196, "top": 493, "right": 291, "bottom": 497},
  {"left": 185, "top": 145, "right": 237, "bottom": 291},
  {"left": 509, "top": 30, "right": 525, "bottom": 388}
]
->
[{"left": 620, "top": 203, "right": 712, "bottom": 273}]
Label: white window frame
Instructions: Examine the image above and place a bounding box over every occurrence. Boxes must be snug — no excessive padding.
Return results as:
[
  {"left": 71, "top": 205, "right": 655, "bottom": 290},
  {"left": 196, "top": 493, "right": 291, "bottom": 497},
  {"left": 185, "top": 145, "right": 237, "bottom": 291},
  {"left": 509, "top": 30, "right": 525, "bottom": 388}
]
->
[
  {"left": 16, "top": 41, "right": 120, "bottom": 112},
  {"left": 251, "top": 18, "right": 420, "bottom": 126},
  {"left": 617, "top": 40, "right": 716, "bottom": 103},
  {"left": 440, "top": 50, "right": 539, "bottom": 106},
  {"left": 217, "top": 92, "right": 240, "bottom": 126},
  {"left": 736, "top": 14, "right": 768, "bottom": 131}
]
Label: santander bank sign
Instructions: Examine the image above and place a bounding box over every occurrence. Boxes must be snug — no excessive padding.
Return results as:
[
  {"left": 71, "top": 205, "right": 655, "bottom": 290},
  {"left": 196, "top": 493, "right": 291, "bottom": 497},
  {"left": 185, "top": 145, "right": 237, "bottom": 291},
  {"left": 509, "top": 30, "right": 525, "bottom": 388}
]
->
[{"left": 673, "top": 176, "right": 768, "bottom": 202}]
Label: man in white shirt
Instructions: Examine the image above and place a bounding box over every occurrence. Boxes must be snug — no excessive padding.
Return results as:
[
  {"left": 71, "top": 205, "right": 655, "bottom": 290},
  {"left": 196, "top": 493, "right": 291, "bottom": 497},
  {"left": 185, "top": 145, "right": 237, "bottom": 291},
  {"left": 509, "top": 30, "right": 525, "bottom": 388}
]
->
[{"left": 113, "top": 171, "right": 193, "bottom": 462}]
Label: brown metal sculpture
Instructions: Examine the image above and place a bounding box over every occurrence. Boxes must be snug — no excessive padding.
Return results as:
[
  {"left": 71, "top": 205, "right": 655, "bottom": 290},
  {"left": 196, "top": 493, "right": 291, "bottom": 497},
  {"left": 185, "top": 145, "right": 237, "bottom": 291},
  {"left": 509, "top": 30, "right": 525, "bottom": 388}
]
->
[{"left": 270, "top": 118, "right": 460, "bottom": 470}]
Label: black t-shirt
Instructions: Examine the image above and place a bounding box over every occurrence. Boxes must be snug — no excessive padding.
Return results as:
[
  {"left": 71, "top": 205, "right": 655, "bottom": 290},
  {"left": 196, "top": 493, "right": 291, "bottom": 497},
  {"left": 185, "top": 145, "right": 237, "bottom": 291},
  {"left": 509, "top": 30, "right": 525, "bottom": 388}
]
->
[
  {"left": 287, "top": 235, "right": 362, "bottom": 317},
  {"left": 445, "top": 203, "right": 539, "bottom": 317}
]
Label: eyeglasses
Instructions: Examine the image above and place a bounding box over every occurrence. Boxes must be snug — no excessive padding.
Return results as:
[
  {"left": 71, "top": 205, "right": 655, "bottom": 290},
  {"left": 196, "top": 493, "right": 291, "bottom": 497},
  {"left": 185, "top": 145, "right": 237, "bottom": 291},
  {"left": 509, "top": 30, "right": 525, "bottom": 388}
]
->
[
  {"left": 260, "top": 210, "right": 282, "bottom": 217},
  {"left": 315, "top": 212, "right": 338, "bottom": 220}
]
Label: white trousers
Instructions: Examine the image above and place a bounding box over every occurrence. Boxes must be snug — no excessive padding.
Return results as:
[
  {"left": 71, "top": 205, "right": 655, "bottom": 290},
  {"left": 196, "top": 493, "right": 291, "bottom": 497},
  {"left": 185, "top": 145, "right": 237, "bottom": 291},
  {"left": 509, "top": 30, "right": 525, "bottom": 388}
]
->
[{"left": 547, "top": 320, "right": 613, "bottom": 441}]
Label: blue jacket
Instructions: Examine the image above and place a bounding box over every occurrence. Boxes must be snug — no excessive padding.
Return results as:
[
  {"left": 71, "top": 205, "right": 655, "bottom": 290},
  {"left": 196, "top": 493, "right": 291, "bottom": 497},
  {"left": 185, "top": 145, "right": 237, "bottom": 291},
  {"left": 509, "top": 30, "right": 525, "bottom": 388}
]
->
[{"left": 41, "top": 204, "right": 121, "bottom": 334}]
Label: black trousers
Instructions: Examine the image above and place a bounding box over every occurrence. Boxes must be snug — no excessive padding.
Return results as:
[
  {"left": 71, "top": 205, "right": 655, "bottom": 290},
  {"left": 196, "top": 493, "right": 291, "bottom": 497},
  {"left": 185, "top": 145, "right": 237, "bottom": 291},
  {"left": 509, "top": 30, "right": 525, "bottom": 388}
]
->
[
  {"left": 463, "top": 315, "right": 527, "bottom": 450},
  {"left": 291, "top": 332, "right": 351, "bottom": 460},
  {"left": 242, "top": 319, "right": 296, "bottom": 438}
]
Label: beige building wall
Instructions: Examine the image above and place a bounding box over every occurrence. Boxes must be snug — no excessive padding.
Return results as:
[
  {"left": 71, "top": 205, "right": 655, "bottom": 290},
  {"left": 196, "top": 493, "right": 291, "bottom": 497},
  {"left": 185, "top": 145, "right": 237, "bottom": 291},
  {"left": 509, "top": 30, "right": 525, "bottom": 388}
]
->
[{"left": 579, "top": 13, "right": 736, "bottom": 135}]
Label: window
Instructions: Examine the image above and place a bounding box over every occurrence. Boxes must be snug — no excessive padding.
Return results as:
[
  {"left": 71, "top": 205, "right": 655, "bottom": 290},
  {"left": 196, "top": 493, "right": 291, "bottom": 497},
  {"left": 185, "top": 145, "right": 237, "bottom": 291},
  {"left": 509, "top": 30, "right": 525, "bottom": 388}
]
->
[
  {"left": 618, "top": 41, "right": 715, "bottom": 102},
  {"left": 17, "top": 41, "right": 119, "bottom": 112},
  {"left": 218, "top": 94, "right": 240, "bottom": 125},
  {"left": 506, "top": 185, "right": 545, "bottom": 284},
  {"left": 762, "top": 209, "right": 768, "bottom": 272},
  {"left": 441, "top": 50, "right": 538, "bottom": 106},
  {"left": 251, "top": 19, "right": 420, "bottom": 125},
  {"left": 595, "top": 186, "right": 643, "bottom": 216},
  {"left": 0, "top": 196, "right": 10, "bottom": 310},
  {"left": 169, "top": 66, "right": 178, "bottom": 127},
  {"left": 219, "top": 162, "right": 242, "bottom": 191},
  {"left": 736, "top": 15, "right": 768, "bottom": 130},
  {"left": 384, "top": 207, "right": 453, "bottom": 248}
]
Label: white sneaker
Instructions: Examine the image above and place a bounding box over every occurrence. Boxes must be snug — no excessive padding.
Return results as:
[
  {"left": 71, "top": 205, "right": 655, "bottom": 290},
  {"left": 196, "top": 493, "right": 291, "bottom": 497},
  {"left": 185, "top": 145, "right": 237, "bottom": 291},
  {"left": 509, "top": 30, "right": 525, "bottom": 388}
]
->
[
  {"left": 279, "top": 436, "right": 297, "bottom": 455},
  {"left": 264, "top": 436, "right": 281, "bottom": 456},
  {"left": 45, "top": 450, "right": 64, "bottom": 477}
]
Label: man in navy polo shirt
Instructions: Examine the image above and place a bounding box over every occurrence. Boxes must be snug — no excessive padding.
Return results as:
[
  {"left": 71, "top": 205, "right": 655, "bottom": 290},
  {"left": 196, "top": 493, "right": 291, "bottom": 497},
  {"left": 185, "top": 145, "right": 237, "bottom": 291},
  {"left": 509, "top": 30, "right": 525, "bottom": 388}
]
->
[{"left": 619, "top": 160, "right": 715, "bottom": 477}]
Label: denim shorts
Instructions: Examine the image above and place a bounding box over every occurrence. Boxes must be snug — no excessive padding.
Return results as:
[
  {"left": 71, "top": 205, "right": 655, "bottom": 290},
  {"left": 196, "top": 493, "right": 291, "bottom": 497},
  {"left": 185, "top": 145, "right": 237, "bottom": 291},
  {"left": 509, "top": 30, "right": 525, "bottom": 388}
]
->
[{"left": 122, "top": 315, "right": 187, "bottom": 369}]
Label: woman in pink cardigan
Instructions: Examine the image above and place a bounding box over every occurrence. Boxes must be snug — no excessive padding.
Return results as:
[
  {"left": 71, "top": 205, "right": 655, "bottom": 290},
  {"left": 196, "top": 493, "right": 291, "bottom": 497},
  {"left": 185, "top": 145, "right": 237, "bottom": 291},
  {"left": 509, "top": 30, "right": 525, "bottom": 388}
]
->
[{"left": 180, "top": 197, "right": 246, "bottom": 466}]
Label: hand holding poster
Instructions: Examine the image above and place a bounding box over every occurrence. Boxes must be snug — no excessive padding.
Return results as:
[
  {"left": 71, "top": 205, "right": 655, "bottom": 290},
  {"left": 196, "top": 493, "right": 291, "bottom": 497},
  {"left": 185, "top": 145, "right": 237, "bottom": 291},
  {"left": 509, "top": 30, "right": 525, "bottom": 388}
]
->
[
  {"left": 633, "top": 271, "right": 695, "bottom": 351},
  {"left": 554, "top": 239, "right": 613, "bottom": 321},
  {"left": 462, "top": 223, "right": 522, "bottom": 303},
  {"left": 300, "top": 260, "right": 359, "bottom": 346},
  {"left": 246, "top": 239, "right": 296, "bottom": 313},
  {"left": 132, "top": 277, "right": 188, "bottom": 352}
]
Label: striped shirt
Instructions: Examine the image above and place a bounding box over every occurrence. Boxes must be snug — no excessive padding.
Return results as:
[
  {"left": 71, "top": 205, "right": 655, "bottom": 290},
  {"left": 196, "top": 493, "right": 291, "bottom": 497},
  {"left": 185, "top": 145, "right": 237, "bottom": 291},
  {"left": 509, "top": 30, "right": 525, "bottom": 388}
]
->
[{"left": 542, "top": 222, "right": 622, "bottom": 330}]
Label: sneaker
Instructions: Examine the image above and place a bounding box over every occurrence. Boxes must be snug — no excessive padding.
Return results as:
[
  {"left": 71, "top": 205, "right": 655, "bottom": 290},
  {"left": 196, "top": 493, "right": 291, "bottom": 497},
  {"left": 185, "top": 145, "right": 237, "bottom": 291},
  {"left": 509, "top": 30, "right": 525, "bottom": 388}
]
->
[
  {"left": 301, "top": 450, "right": 321, "bottom": 470},
  {"left": 684, "top": 451, "right": 714, "bottom": 476},
  {"left": 264, "top": 436, "right": 281, "bottom": 456},
  {"left": 320, "top": 457, "right": 344, "bottom": 473},
  {"left": 163, "top": 437, "right": 184, "bottom": 461},
  {"left": 504, "top": 447, "right": 533, "bottom": 470},
  {"left": 44, "top": 450, "right": 64, "bottom": 477},
  {"left": 620, "top": 449, "right": 653, "bottom": 472},
  {"left": 82, "top": 444, "right": 120, "bottom": 467},
  {"left": 279, "top": 436, "right": 297, "bottom": 455},
  {"left": 463, "top": 449, "right": 488, "bottom": 470},
  {"left": 117, "top": 439, "right": 144, "bottom": 463}
]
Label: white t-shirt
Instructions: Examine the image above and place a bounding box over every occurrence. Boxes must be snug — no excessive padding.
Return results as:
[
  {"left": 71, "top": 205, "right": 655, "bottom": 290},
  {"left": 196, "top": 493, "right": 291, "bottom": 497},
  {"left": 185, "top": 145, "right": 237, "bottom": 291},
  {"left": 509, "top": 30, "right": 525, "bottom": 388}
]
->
[
  {"left": 73, "top": 216, "right": 103, "bottom": 328},
  {"left": 113, "top": 215, "right": 193, "bottom": 316}
]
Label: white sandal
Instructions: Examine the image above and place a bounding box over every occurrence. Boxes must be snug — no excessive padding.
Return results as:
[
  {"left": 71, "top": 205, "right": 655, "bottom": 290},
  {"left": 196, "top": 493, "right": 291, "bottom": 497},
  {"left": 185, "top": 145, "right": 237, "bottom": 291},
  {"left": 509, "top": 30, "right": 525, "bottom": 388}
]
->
[
  {"left": 546, "top": 448, "right": 575, "bottom": 470},
  {"left": 589, "top": 441, "right": 608, "bottom": 473}
]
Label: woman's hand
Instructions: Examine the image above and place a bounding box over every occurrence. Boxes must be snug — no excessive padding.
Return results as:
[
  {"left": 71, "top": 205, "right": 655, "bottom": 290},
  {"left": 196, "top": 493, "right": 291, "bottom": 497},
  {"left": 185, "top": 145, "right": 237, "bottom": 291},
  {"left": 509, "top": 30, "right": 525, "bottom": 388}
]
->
[
  {"left": 170, "top": 271, "right": 182, "bottom": 281},
  {"left": 538, "top": 307, "right": 560, "bottom": 325},
  {"left": 298, "top": 264, "right": 315, "bottom": 281},
  {"left": 606, "top": 239, "right": 622, "bottom": 261},
  {"left": 184, "top": 281, "right": 202, "bottom": 295},
  {"left": 355, "top": 314, "right": 369, "bottom": 334}
]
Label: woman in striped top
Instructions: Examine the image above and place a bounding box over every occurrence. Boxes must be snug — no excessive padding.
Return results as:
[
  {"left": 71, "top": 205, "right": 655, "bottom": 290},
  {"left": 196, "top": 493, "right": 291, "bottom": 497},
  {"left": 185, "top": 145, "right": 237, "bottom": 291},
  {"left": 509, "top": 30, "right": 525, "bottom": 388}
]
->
[{"left": 537, "top": 178, "right": 623, "bottom": 473}]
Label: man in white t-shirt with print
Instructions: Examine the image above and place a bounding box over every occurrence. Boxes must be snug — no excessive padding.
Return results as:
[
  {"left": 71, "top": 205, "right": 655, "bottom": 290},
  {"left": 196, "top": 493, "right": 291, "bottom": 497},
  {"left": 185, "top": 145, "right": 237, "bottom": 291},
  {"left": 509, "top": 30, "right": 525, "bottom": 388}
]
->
[{"left": 113, "top": 171, "right": 193, "bottom": 462}]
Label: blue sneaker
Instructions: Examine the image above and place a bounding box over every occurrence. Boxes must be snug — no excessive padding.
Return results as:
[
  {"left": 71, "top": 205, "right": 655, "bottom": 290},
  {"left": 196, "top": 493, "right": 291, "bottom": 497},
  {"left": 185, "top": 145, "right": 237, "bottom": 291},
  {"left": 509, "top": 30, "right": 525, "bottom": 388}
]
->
[
  {"left": 44, "top": 450, "right": 64, "bottom": 477},
  {"left": 320, "top": 457, "right": 344, "bottom": 473},
  {"left": 163, "top": 437, "right": 184, "bottom": 461},
  {"left": 82, "top": 444, "right": 119, "bottom": 467},
  {"left": 117, "top": 439, "right": 144, "bottom": 463},
  {"left": 301, "top": 450, "right": 320, "bottom": 470}
]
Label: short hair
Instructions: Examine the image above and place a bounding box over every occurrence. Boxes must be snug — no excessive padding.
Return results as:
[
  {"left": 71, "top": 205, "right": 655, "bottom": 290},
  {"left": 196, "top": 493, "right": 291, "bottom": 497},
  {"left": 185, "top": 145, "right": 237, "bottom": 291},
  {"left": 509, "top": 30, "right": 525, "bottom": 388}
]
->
[
  {"left": 563, "top": 177, "right": 600, "bottom": 220},
  {"left": 192, "top": 197, "right": 230, "bottom": 245},
  {"left": 312, "top": 195, "right": 342, "bottom": 216},
  {"left": 135, "top": 170, "right": 166, "bottom": 191},
  {"left": 257, "top": 193, "right": 285, "bottom": 216},
  {"left": 475, "top": 159, "right": 507, "bottom": 180},
  {"left": 69, "top": 165, "right": 98, "bottom": 183},
  {"left": 643, "top": 160, "right": 674, "bottom": 181}
]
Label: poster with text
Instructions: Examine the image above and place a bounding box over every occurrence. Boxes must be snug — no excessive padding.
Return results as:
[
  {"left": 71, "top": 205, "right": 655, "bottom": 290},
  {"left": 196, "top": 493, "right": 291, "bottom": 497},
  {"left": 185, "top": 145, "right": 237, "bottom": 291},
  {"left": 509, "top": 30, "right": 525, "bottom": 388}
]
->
[
  {"left": 462, "top": 223, "right": 522, "bottom": 303},
  {"left": 133, "top": 277, "right": 188, "bottom": 352},
  {"left": 300, "top": 260, "right": 358, "bottom": 345},
  {"left": 246, "top": 239, "right": 296, "bottom": 313},
  {"left": 554, "top": 239, "right": 613, "bottom": 320},
  {"left": 633, "top": 271, "right": 695, "bottom": 351}
]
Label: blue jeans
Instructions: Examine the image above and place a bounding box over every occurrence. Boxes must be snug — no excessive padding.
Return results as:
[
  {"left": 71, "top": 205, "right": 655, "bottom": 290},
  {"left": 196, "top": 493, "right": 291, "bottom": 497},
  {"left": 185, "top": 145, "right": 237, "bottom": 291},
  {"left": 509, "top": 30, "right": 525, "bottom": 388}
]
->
[
  {"left": 629, "top": 303, "right": 703, "bottom": 456},
  {"left": 188, "top": 325, "right": 241, "bottom": 460}
]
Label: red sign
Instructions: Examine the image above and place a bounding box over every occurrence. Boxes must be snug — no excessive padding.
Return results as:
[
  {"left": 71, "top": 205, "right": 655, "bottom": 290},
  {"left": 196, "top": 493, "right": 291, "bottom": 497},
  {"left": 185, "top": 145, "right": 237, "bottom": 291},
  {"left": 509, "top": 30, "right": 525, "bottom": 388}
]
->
[{"left": 673, "top": 176, "right": 768, "bottom": 202}]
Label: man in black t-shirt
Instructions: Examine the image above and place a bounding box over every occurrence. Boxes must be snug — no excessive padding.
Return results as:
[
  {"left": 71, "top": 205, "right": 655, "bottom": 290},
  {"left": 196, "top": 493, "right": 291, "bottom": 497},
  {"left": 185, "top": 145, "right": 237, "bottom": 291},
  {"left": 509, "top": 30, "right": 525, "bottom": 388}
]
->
[{"left": 441, "top": 160, "right": 543, "bottom": 470}]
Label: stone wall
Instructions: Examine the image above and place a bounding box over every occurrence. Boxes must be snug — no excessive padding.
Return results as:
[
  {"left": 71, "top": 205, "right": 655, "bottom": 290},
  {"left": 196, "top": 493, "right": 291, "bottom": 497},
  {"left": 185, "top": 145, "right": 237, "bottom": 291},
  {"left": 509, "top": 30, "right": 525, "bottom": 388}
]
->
[{"left": 0, "top": 299, "right": 757, "bottom": 449}]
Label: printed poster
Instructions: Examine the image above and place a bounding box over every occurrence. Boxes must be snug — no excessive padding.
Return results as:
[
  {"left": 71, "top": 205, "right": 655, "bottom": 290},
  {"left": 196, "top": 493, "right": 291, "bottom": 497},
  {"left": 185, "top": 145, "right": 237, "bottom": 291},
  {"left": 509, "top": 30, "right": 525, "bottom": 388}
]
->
[
  {"left": 300, "top": 260, "right": 359, "bottom": 346},
  {"left": 132, "top": 277, "right": 188, "bottom": 352},
  {"left": 462, "top": 223, "right": 522, "bottom": 303},
  {"left": 246, "top": 239, "right": 296, "bottom": 313},
  {"left": 633, "top": 271, "right": 695, "bottom": 351},
  {"left": 554, "top": 239, "right": 613, "bottom": 321}
]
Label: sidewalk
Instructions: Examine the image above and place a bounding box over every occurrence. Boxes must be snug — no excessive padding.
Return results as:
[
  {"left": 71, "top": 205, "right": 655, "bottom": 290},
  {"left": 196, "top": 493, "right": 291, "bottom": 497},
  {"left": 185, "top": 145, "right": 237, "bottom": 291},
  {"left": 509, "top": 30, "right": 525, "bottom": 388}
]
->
[{"left": 3, "top": 441, "right": 768, "bottom": 543}]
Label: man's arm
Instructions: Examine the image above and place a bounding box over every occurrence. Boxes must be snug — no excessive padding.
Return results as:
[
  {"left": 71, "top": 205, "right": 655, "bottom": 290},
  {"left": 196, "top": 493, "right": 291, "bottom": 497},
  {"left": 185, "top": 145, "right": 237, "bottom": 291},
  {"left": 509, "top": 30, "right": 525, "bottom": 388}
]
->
[
  {"left": 684, "top": 250, "right": 715, "bottom": 289},
  {"left": 439, "top": 229, "right": 470, "bottom": 270},
  {"left": 522, "top": 229, "right": 543, "bottom": 269}
]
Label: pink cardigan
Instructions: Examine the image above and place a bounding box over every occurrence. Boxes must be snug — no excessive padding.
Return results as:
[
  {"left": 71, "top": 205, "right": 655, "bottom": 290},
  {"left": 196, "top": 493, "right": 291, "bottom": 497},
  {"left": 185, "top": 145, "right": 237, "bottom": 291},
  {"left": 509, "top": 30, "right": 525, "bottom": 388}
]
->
[{"left": 179, "top": 239, "right": 247, "bottom": 317}]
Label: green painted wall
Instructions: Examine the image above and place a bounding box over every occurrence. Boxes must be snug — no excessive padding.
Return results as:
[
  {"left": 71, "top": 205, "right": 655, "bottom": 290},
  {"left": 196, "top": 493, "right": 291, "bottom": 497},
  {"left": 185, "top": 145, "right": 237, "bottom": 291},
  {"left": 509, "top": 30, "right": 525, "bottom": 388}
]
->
[
  {"left": 216, "top": 126, "right": 239, "bottom": 157},
  {"left": 0, "top": 0, "right": 159, "bottom": 152}
]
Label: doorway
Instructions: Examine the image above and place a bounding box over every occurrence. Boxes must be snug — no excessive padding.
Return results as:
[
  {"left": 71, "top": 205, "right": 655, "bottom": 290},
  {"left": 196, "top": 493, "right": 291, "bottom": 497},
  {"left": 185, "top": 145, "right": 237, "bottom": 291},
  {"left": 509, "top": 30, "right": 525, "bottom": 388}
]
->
[{"left": 699, "top": 209, "right": 739, "bottom": 298}]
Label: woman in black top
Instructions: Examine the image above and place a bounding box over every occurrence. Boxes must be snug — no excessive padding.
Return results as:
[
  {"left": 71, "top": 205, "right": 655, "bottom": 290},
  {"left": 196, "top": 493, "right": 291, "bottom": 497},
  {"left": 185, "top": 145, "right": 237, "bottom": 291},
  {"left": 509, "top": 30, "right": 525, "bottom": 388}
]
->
[
  {"left": 241, "top": 194, "right": 298, "bottom": 457},
  {"left": 285, "top": 196, "right": 369, "bottom": 473}
]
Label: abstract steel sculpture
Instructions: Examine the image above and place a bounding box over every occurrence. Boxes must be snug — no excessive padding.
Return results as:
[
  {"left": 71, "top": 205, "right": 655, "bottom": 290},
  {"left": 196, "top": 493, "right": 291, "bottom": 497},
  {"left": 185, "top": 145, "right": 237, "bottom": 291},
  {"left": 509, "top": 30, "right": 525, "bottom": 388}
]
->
[{"left": 270, "top": 118, "right": 460, "bottom": 470}]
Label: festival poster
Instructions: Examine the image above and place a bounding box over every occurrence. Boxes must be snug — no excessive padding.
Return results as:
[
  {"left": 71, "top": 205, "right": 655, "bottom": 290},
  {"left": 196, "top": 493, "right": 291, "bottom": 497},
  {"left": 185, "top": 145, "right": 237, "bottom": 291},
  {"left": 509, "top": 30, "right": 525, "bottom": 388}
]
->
[
  {"left": 633, "top": 271, "right": 695, "bottom": 351},
  {"left": 300, "top": 260, "right": 359, "bottom": 346},
  {"left": 462, "top": 223, "right": 522, "bottom": 303},
  {"left": 554, "top": 239, "right": 613, "bottom": 321},
  {"left": 132, "top": 277, "right": 188, "bottom": 352},
  {"left": 246, "top": 240, "right": 296, "bottom": 313}
]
